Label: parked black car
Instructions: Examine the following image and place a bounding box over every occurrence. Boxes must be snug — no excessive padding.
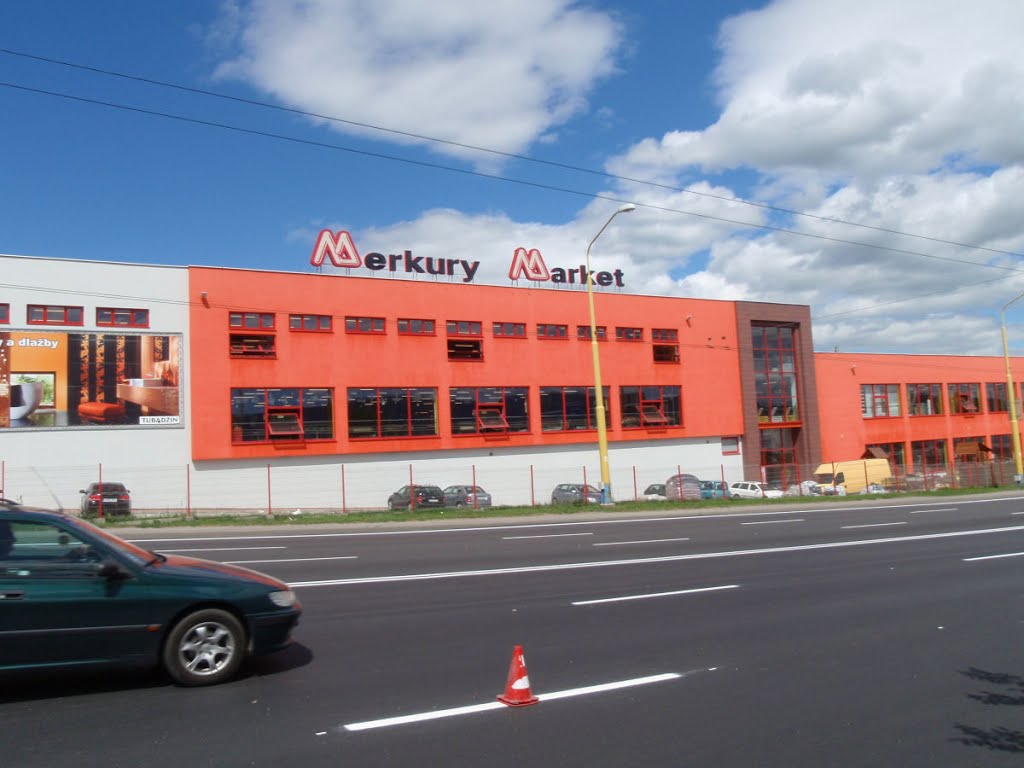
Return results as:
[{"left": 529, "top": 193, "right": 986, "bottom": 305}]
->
[
  {"left": 551, "top": 483, "right": 600, "bottom": 504},
  {"left": 387, "top": 485, "right": 446, "bottom": 511},
  {"left": 442, "top": 485, "right": 493, "bottom": 508},
  {"left": 79, "top": 482, "right": 132, "bottom": 517},
  {"left": 0, "top": 501, "right": 301, "bottom": 686}
]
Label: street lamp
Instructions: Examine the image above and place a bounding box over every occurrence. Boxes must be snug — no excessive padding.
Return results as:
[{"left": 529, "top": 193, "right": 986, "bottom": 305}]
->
[
  {"left": 1000, "top": 291, "right": 1024, "bottom": 485},
  {"left": 586, "top": 203, "right": 636, "bottom": 504}
]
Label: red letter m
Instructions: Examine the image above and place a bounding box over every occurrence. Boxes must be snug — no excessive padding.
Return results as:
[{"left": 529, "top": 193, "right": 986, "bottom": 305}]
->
[
  {"left": 508, "top": 247, "right": 550, "bottom": 281},
  {"left": 310, "top": 230, "right": 362, "bottom": 268}
]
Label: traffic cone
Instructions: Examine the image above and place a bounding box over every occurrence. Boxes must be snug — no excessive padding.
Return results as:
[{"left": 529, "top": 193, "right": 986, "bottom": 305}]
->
[{"left": 497, "top": 645, "right": 539, "bottom": 707}]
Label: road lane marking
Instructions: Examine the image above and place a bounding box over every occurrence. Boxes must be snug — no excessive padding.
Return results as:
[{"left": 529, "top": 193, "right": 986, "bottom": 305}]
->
[
  {"left": 503, "top": 533, "right": 594, "bottom": 540},
  {"left": 1012, "top": 511, "right": 1024, "bottom": 516},
  {"left": 593, "top": 537, "right": 691, "bottom": 546},
  {"left": 963, "top": 551, "right": 1024, "bottom": 561},
  {"left": 741, "top": 519, "right": 804, "bottom": 525},
  {"left": 572, "top": 584, "right": 739, "bottom": 606},
  {"left": 909, "top": 508, "right": 958, "bottom": 514},
  {"left": 156, "top": 546, "right": 287, "bottom": 553},
  {"left": 288, "top": 524, "right": 1024, "bottom": 588},
  {"left": 224, "top": 556, "right": 358, "bottom": 564},
  {"left": 343, "top": 673, "right": 683, "bottom": 732},
  {"left": 841, "top": 522, "right": 907, "bottom": 529}
]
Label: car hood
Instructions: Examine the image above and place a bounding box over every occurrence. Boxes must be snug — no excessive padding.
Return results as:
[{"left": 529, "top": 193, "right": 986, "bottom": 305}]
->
[{"left": 148, "top": 553, "right": 288, "bottom": 590}]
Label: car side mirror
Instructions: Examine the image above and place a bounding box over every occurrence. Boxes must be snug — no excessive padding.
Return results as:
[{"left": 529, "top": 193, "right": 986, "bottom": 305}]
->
[
  {"left": 97, "top": 560, "right": 130, "bottom": 580},
  {"left": 79, "top": 489, "right": 86, "bottom": 494}
]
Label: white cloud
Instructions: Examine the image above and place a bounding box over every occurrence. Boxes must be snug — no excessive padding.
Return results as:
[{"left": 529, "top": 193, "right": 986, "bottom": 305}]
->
[{"left": 212, "top": 0, "right": 621, "bottom": 165}]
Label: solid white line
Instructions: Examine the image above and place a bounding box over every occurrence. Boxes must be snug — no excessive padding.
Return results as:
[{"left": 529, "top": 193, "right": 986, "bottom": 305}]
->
[
  {"left": 343, "top": 673, "right": 682, "bottom": 732},
  {"left": 909, "top": 508, "right": 958, "bottom": 514},
  {"left": 572, "top": 584, "right": 739, "bottom": 606},
  {"left": 128, "top": 496, "right": 1014, "bottom": 543},
  {"left": 841, "top": 522, "right": 908, "bottom": 530},
  {"left": 741, "top": 519, "right": 804, "bottom": 525},
  {"left": 1012, "top": 511, "right": 1024, "bottom": 516},
  {"left": 593, "top": 537, "right": 691, "bottom": 547},
  {"left": 503, "top": 533, "right": 594, "bottom": 540},
  {"left": 156, "top": 546, "right": 287, "bottom": 553},
  {"left": 289, "top": 524, "right": 1024, "bottom": 588},
  {"left": 224, "top": 555, "right": 358, "bottom": 564},
  {"left": 963, "top": 551, "right": 1024, "bottom": 562}
]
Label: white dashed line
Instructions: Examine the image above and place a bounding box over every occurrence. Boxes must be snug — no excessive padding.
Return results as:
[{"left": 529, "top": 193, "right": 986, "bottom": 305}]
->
[
  {"left": 593, "top": 537, "right": 691, "bottom": 547},
  {"left": 572, "top": 584, "right": 739, "bottom": 606},
  {"left": 963, "top": 551, "right": 1024, "bottom": 562},
  {"left": 503, "top": 533, "right": 594, "bottom": 540},
  {"left": 841, "top": 522, "right": 908, "bottom": 530}
]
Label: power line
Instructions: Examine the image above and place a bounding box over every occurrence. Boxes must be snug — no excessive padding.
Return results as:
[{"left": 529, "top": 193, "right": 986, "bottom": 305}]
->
[
  {"left": 2, "top": 80, "right": 1020, "bottom": 279},
  {"left": 1, "top": 46, "right": 1021, "bottom": 261}
]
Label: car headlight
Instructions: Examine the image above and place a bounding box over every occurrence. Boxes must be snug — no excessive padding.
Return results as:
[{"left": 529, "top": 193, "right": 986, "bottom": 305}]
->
[{"left": 268, "top": 590, "right": 298, "bottom": 608}]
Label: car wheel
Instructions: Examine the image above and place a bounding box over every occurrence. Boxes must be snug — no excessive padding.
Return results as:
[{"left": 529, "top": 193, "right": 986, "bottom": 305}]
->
[{"left": 162, "top": 608, "right": 246, "bottom": 687}]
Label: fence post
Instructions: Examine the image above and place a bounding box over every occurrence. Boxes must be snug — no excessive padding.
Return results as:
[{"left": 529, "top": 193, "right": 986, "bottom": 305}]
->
[
  {"left": 530, "top": 464, "right": 535, "bottom": 506},
  {"left": 472, "top": 464, "right": 478, "bottom": 509},
  {"left": 721, "top": 464, "right": 728, "bottom": 497},
  {"left": 1, "top": 459, "right": 4, "bottom": 498},
  {"left": 583, "top": 466, "right": 588, "bottom": 490},
  {"left": 863, "top": 461, "right": 869, "bottom": 492},
  {"left": 186, "top": 464, "right": 192, "bottom": 519},
  {"left": 267, "top": 464, "right": 272, "bottom": 517},
  {"left": 409, "top": 463, "right": 415, "bottom": 511},
  {"left": 98, "top": 463, "right": 104, "bottom": 520},
  {"left": 341, "top": 465, "right": 347, "bottom": 515}
]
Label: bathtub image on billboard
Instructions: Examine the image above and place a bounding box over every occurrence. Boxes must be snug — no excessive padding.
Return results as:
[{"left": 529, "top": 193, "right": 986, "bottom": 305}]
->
[{"left": 0, "top": 330, "right": 182, "bottom": 430}]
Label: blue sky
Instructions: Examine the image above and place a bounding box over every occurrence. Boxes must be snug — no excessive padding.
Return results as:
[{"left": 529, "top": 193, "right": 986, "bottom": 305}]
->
[{"left": 2, "top": 1, "right": 1024, "bottom": 355}]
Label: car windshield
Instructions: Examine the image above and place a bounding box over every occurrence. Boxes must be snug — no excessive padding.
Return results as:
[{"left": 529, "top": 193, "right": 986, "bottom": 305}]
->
[
  {"left": 89, "top": 483, "right": 127, "bottom": 493},
  {"left": 417, "top": 486, "right": 443, "bottom": 494}
]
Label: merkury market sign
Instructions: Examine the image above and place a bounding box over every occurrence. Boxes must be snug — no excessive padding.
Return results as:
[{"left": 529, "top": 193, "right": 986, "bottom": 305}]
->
[{"left": 310, "top": 230, "right": 625, "bottom": 287}]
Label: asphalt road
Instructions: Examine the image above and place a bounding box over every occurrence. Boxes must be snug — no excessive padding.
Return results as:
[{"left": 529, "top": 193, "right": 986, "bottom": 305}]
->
[{"left": 3, "top": 495, "right": 1024, "bottom": 767}]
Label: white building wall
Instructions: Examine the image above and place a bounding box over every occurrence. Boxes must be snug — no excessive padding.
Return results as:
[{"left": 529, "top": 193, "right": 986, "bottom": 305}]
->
[{"left": 0, "top": 254, "right": 191, "bottom": 509}]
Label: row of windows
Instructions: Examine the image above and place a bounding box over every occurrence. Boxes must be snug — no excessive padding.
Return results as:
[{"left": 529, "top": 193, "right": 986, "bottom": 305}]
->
[
  {"left": 229, "top": 385, "right": 683, "bottom": 443},
  {"left": 229, "top": 331, "right": 681, "bottom": 364},
  {"left": 0, "top": 304, "right": 149, "bottom": 328},
  {"left": 861, "top": 383, "right": 1022, "bottom": 418},
  {"left": 226, "top": 311, "right": 674, "bottom": 342},
  {"left": 868, "top": 435, "right": 1019, "bottom": 467}
]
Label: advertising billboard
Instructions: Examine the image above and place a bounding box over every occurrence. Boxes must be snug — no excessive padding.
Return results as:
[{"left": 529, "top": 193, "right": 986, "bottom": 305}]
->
[{"left": 0, "top": 330, "right": 182, "bottom": 430}]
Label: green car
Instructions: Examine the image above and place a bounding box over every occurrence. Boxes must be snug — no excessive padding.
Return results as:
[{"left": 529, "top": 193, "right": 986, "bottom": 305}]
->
[{"left": 0, "top": 503, "right": 301, "bottom": 686}]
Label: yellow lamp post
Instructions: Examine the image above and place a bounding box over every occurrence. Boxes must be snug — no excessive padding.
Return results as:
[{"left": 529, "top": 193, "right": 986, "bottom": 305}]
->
[
  {"left": 586, "top": 203, "right": 636, "bottom": 504},
  {"left": 1000, "top": 291, "right": 1024, "bottom": 484}
]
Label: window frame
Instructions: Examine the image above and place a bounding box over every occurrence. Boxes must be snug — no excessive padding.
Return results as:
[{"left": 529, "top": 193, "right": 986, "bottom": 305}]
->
[
  {"left": 576, "top": 325, "right": 607, "bottom": 341},
  {"left": 26, "top": 304, "right": 84, "bottom": 327},
  {"left": 446, "top": 320, "right": 483, "bottom": 337},
  {"left": 96, "top": 307, "right": 150, "bottom": 328},
  {"left": 537, "top": 324, "right": 569, "bottom": 340},
  {"left": 288, "top": 314, "right": 333, "bottom": 332},
  {"left": 906, "top": 383, "right": 943, "bottom": 416},
  {"left": 228, "top": 312, "right": 275, "bottom": 330},
  {"left": 615, "top": 326, "right": 644, "bottom": 342},
  {"left": 620, "top": 385, "right": 682, "bottom": 429},
  {"left": 449, "top": 386, "right": 530, "bottom": 435},
  {"left": 346, "top": 387, "right": 439, "bottom": 439},
  {"left": 539, "top": 385, "right": 610, "bottom": 432},
  {"left": 230, "top": 387, "right": 335, "bottom": 444},
  {"left": 493, "top": 322, "right": 526, "bottom": 338},
  {"left": 398, "top": 318, "right": 436, "bottom": 336},
  {"left": 345, "top": 316, "right": 386, "bottom": 335},
  {"left": 948, "top": 383, "right": 981, "bottom": 414},
  {"left": 0, "top": 303, "right": 10, "bottom": 324},
  {"left": 860, "top": 384, "right": 901, "bottom": 418}
]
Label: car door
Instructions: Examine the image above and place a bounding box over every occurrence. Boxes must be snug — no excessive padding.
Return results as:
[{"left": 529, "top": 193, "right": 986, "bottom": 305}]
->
[{"left": 0, "top": 518, "right": 153, "bottom": 668}]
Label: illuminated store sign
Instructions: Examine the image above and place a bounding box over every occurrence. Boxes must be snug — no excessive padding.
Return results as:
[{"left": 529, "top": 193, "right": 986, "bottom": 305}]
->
[{"left": 310, "top": 230, "right": 625, "bottom": 287}]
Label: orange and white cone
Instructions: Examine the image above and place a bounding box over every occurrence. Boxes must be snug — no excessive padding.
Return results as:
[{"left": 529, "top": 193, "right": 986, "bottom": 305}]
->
[{"left": 497, "top": 645, "right": 539, "bottom": 707}]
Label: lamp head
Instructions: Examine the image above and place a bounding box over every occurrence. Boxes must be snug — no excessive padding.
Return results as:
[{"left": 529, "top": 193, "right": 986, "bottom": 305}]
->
[{"left": 618, "top": 203, "right": 637, "bottom": 214}]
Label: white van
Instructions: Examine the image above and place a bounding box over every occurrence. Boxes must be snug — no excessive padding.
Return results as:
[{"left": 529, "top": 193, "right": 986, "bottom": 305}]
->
[{"left": 813, "top": 459, "right": 892, "bottom": 495}]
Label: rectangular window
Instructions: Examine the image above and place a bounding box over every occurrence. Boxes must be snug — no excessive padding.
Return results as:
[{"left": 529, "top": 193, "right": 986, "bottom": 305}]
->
[
  {"left": 228, "top": 312, "right": 275, "bottom": 330},
  {"left": 27, "top": 304, "right": 83, "bottom": 326},
  {"left": 540, "top": 386, "right": 609, "bottom": 432},
  {"left": 615, "top": 326, "right": 643, "bottom": 342},
  {"left": 493, "top": 322, "right": 526, "bottom": 338},
  {"left": 752, "top": 324, "right": 800, "bottom": 424},
  {"left": 991, "top": 434, "right": 1012, "bottom": 459},
  {"left": 906, "top": 383, "right": 943, "bottom": 415},
  {"left": 537, "top": 324, "right": 568, "bottom": 339},
  {"left": 289, "top": 314, "right": 332, "bottom": 332},
  {"left": 860, "top": 384, "right": 901, "bottom": 418},
  {"left": 911, "top": 438, "right": 948, "bottom": 468},
  {"left": 948, "top": 383, "right": 981, "bottom": 414},
  {"left": 866, "top": 442, "right": 904, "bottom": 468},
  {"left": 653, "top": 344, "right": 680, "bottom": 363},
  {"left": 229, "top": 334, "right": 276, "bottom": 358},
  {"left": 346, "top": 387, "right": 438, "bottom": 438},
  {"left": 345, "top": 316, "right": 385, "bottom": 334},
  {"left": 447, "top": 339, "right": 483, "bottom": 360},
  {"left": 449, "top": 387, "right": 530, "bottom": 434},
  {"left": 447, "top": 320, "right": 482, "bottom": 337},
  {"left": 230, "top": 388, "right": 334, "bottom": 443},
  {"left": 96, "top": 307, "right": 150, "bottom": 328},
  {"left": 398, "top": 318, "right": 436, "bottom": 335},
  {"left": 0, "top": 303, "right": 8, "bottom": 323},
  {"left": 620, "top": 385, "right": 682, "bottom": 428},
  {"left": 576, "top": 325, "right": 607, "bottom": 340},
  {"left": 652, "top": 328, "right": 678, "bottom": 341},
  {"left": 721, "top": 436, "right": 740, "bottom": 455},
  {"left": 986, "top": 382, "right": 1008, "bottom": 413}
]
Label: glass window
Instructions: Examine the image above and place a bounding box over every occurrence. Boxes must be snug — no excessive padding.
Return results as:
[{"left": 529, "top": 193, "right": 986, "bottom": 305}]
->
[
  {"left": 228, "top": 312, "right": 274, "bottom": 330},
  {"left": 620, "top": 385, "right": 681, "bottom": 428},
  {"left": 447, "top": 320, "right": 482, "bottom": 336},
  {"left": 0, "top": 303, "right": 8, "bottom": 323},
  {"left": 986, "top": 383, "right": 1008, "bottom": 413},
  {"left": 752, "top": 323, "right": 799, "bottom": 423},
  {"left": 398, "top": 318, "right": 435, "bottom": 335},
  {"left": 906, "top": 384, "right": 943, "bottom": 416},
  {"left": 1, "top": 520, "right": 97, "bottom": 564},
  {"left": 345, "top": 317, "right": 385, "bottom": 334},
  {"left": 576, "top": 325, "right": 607, "bottom": 340},
  {"left": 26, "top": 305, "right": 84, "bottom": 326},
  {"left": 230, "top": 388, "right": 334, "bottom": 443},
  {"left": 289, "top": 314, "right": 332, "bottom": 332},
  {"left": 537, "top": 324, "right": 568, "bottom": 339},
  {"left": 540, "top": 386, "right": 609, "bottom": 432},
  {"left": 449, "top": 387, "right": 529, "bottom": 434},
  {"left": 860, "top": 384, "right": 901, "bottom": 418},
  {"left": 346, "top": 388, "right": 437, "bottom": 438},
  {"left": 97, "top": 308, "right": 149, "bottom": 328},
  {"left": 493, "top": 322, "right": 526, "bottom": 338},
  {"left": 615, "top": 327, "right": 643, "bottom": 341},
  {"left": 652, "top": 328, "right": 678, "bottom": 341},
  {"left": 948, "top": 383, "right": 981, "bottom": 414}
]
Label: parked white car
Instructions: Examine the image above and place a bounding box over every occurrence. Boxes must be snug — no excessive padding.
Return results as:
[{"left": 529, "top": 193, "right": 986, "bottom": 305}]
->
[{"left": 729, "top": 481, "right": 784, "bottom": 499}]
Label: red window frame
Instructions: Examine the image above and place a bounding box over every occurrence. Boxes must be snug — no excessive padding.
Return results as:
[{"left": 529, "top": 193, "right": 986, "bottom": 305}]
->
[
  {"left": 27, "top": 304, "right": 84, "bottom": 326},
  {"left": 576, "top": 325, "right": 607, "bottom": 341},
  {"left": 266, "top": 408, "right": 304, "bottom": 440},
  {"left": 229, "top": 312, "right": 275, "bottom": 330},
  {"left": 615, "top": 326, "right": 643, "bottom": 342},
  {"left": 398, "top": 318, "right": 436, "bottom": 336},
  {"left": 346, "top": 316, "right": 386, "bottom": 334},
  {"left": 652, "top": 328, "right": 678, "bottom": 341},
  {"left": 493, "top": 322, "right": 526, "bottom": 338},
  {"left": 289, "top": 314, "right": 332, "bottom": 332},
  {"left": 476, "top": 406, "right": 510, "bottom": 432},
  {"left": 447, "top": 320, "right": 482, "bottom": 337},
  {"left": 537, "top": 324, "right": 568, "bottom": 339},
  {"left": 96, "top": 307, "right": 150, "bottom": 328},
  {"left": 0, "top": 303, "right": 8, "bottom": 324}
]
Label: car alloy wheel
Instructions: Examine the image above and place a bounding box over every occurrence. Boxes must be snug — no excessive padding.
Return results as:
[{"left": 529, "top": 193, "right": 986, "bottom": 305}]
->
[{"left": 163, "top": 608, "right": 245, "bottom": 686}]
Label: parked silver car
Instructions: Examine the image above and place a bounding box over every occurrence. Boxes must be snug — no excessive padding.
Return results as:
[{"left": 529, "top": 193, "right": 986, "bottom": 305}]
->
[
  {"left": 442, "top": 485, "right": 493, "bottom": 508},
  {"left": 551, "top": 484, "right": 600, "bottom": 504},
  {"left": 728, "top": 481, "right": 783, "bottom": 499}
]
